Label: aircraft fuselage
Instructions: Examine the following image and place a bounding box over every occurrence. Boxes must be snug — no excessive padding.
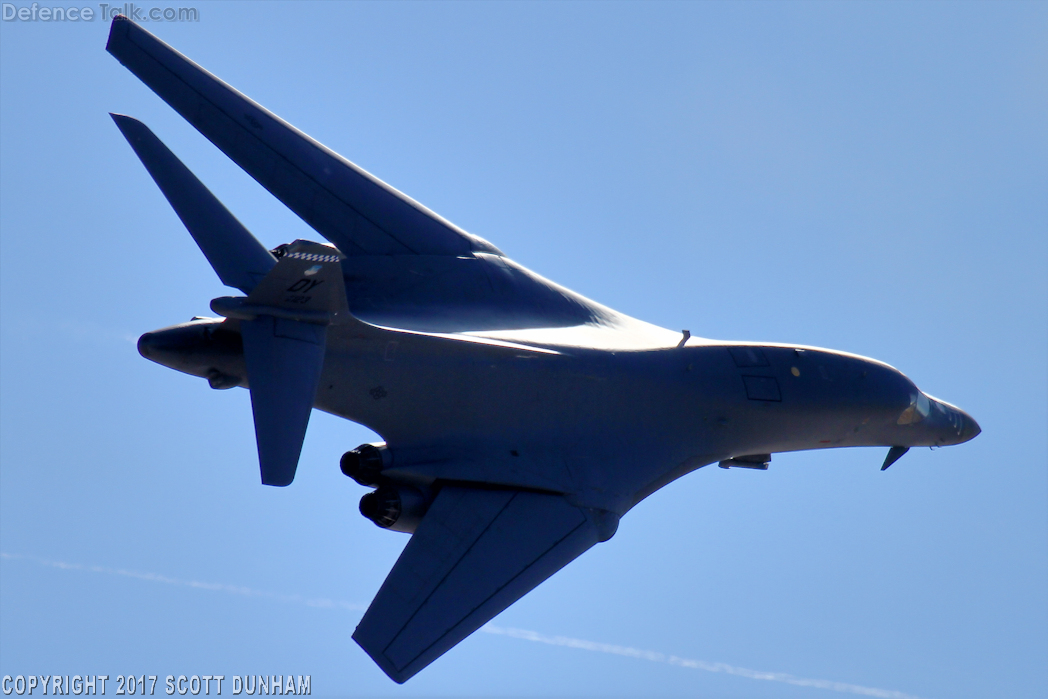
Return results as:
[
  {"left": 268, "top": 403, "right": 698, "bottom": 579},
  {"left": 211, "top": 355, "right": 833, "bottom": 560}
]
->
[{"left": 140, "top": 313, "right": 977, "bottom": 515}]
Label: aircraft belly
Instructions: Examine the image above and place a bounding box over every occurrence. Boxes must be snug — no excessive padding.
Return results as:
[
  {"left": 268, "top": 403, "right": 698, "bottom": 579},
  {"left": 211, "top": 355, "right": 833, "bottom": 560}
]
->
[
  {"left": 312, "top": 337, "right": 922, "bottom": 508},
  {"left": 312, "top": 337, "right": 724, "bottom": 506},
  {"left": 312, "top": 331, "right": 587, "bottom": 491}
]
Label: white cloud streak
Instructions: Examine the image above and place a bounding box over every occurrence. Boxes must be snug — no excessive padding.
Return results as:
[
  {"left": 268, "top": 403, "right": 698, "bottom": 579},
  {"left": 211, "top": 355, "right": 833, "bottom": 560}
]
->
[
  {"left": 479, "top": 625, "right": 925, "bottom": 699},
  {"left": 3, "top": 552, "right": 924, "bottom": 699},
  {"left": 0, "top": 552, "right": 365, "bottom": 612}
]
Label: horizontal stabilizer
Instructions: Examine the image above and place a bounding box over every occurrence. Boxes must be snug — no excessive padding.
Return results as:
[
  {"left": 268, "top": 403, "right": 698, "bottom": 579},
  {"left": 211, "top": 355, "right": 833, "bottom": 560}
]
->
[
  {"left": 353, "top": 486, "right": 615, "bottom": 683},
  {"left": 240, "top": 316, "right": 325, "bottom": 486},
  {"left": 110, "top": 113, "right": 275, "bottom": 294},
  {"left": 105, "top": 16, "right": 500, "bottom": 257},
  {"left": 231, "top": 242, "right": 346, "bottom": 486}
]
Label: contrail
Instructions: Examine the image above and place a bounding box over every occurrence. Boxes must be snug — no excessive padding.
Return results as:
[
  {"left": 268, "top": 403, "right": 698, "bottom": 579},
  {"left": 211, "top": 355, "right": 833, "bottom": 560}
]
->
[
  {"left": 479, "top": 625, "right": 925, "bottom": 699},
  {"left": 2, "top": 552, "right": 924, "bottom": 699},
  {"left": 0, "top": 552, "right": 365, "bottom": 612}
]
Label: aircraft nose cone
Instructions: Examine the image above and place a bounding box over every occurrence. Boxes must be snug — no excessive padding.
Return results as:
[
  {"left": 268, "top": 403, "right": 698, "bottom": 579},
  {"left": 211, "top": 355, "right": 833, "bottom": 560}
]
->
[
  {"left": 960, "top": 412, "right": 981, "bottom": 443},
  {"left": 930, "top": 399, "right": 981, "bottom": 446}
]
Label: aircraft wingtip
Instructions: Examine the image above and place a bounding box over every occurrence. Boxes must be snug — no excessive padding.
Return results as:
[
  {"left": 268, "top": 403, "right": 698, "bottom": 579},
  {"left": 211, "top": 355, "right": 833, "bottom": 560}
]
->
[
  {"left": 105, "top": 14, "right": 130, "bottom": 54},
  {"left": 109, "top": 113, "right": 151, "bottom": 143},
  {"left": 351, "top": 631, "right": 411, "bottom": 684}
]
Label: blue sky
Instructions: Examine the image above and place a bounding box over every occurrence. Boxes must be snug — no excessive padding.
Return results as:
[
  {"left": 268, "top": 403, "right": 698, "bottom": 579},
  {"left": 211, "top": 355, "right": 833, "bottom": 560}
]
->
[{"left": 1, "top": 2, "right": 1045, "bottom": 698}]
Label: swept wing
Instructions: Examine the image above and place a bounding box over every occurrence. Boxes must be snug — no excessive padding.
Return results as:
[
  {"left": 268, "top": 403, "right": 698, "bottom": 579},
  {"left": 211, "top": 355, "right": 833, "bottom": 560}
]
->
[
  {"left": 106, "top": 15, "right": 501, "bottom": 258},
  {"left": 354, "top": 486, "right": 617, "bottom": 683}
]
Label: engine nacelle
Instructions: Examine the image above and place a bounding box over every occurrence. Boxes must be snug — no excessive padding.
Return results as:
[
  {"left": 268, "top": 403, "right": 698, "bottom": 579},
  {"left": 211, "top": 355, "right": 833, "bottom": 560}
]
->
[
  {"left": 340, "top": 442, "right": 392, "bottom": 486},
  {"left": 359, "top": 483, "right": 431, "bottom": 533}
]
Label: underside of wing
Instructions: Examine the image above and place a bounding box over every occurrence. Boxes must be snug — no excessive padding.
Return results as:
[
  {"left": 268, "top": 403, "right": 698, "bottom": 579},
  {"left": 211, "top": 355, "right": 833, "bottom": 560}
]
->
[
  {"left": 106, "top": 16, "right": 501, "bottom": 258},
  {"left": 353, "top": 486, "right": 618, "bottom": 683}
]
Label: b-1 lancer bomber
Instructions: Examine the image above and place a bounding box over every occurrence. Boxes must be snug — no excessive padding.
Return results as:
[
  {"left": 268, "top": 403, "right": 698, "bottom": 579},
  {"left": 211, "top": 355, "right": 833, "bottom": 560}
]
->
[{"left": 106, "top": 16, "right": 980, "bottom": 684}]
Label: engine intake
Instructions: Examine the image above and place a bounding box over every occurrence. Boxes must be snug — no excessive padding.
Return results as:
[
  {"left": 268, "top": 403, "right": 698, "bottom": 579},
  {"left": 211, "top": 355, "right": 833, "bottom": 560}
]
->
[
  {"left": 359, "top": 484, "right": 430, "bottom": 533},
  {"left": 340, "top": 442, "right": 391, "bottom": 486}
]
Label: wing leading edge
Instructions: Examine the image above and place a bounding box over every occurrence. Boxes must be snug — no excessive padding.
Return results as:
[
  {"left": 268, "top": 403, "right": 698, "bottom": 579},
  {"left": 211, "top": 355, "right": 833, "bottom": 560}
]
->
[
  {"left": 105, "top": 15, "right": 502, "bottom": 258},
  {"left": 354, "top": 486, "right": 619, "bottom": 683}
]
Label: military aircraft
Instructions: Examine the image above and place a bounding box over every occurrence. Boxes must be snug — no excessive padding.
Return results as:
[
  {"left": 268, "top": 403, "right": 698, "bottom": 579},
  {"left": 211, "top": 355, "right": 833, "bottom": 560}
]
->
[{"left": 106, "top": 15, "right": 980, "bottom": 683}]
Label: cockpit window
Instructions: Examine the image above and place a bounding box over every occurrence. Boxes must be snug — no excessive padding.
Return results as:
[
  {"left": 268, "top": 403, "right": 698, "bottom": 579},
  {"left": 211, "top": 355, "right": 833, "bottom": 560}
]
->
[{"left": 898, "top": 392, "right": 931, "bottom": 425}]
